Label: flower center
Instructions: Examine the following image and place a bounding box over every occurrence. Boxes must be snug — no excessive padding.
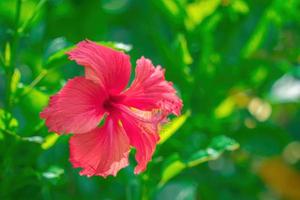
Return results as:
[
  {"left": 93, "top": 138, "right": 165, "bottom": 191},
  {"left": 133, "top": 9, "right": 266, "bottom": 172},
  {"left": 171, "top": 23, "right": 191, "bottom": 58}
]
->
[{"left": 103, "top": 94, "right": 124, "bottom": 111}]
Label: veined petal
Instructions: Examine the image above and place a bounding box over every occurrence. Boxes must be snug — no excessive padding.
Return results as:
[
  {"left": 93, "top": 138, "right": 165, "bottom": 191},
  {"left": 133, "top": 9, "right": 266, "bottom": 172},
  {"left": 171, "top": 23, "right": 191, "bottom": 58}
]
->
[
  {"left": 67, "top": 40, "right": 131, "bottom": 94},
  {"left": 40, "top": 77, "right": 106, "bottom": 134},
  {"left": 123, "top": 57, "right": 182, "bottom": 116},
  {"left": 118, "top": 106, "right": 160, "bottom": 174},
  {"left": 69, "top": 117, "right": 130, "bottom": 177}
]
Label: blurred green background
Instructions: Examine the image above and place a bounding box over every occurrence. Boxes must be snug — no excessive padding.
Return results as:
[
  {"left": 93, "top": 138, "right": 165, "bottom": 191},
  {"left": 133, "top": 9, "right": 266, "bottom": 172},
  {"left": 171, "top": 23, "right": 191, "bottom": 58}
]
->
[{"left": 1, "top": 0, "right": 300, "bottom": 199}]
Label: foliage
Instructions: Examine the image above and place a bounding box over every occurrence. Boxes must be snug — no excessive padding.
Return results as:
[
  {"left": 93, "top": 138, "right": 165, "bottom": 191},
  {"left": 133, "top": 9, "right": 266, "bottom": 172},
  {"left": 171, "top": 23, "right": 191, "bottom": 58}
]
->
[{"left": 0, "top": 0, "right": 300, "bottom": 199}]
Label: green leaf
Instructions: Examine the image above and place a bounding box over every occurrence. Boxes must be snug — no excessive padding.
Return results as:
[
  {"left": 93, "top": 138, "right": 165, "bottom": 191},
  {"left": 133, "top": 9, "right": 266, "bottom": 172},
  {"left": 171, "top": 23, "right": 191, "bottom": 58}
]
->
[
  {"left": 187, "top": 135, "right": 239, "bottom": 167},
  {"left": 159, "top": 111, "right": 190, "bottom": 144},
  {"left": 0, "top": 109, "right": 18, "bottom": 140},
  {"left": 175, "top": 34, "right": 193, "bottom": 65},
  {"left": 44, "top": 37, "right": 70, "bottom": 65},
  {"left": 10, "top": 68, "right": 21, "bottom": 94},
  {"left": 154, "top": 0, "right": 185, "bottom": 25},
  {"left": 159, "top": 135, "right": 239, "bottom": 186},
  {"left": 45, "top": 46, "right": 72, "bottom": 69},
  {"left": 231, "top": 0, "right": 249, "bottom": 14},
  {"left": 186, "top": 149, "right": 216, "bottom": 167},
  {"left": 159, "top": 154, "right": 186, "bottom": 187},
  {"left": 161, "top": 0, "right": 181, "bottom": 16},
  {"left": 0, "top": 109, "right": 18, "bottom": 130},
  {"left": 185, "top": 0, "right": 221, "bottom": 30},
  {"left": 209, "top": 135, "right": 240, "bottom": 151},
  {"left": 214, "top": 97, "right": 235, "bottom": 119},
  {"left": 241, "top": 20, "right": 267, "bottom": 58},
  {"left": 4, "top": 42, "right": 11, "bottom": 67},
  {"left": 241, "top": 2, "right": 281, "bottom": 58},
  {"left": 41, "top": 133, "right": 59, "bottom": 150}
]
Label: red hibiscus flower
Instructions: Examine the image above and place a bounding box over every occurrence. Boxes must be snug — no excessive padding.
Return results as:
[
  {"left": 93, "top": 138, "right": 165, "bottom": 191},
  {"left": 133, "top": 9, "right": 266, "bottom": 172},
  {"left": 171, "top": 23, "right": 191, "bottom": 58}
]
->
[{"left": 40, "top": 40, "right": 182, "bottom": 177}]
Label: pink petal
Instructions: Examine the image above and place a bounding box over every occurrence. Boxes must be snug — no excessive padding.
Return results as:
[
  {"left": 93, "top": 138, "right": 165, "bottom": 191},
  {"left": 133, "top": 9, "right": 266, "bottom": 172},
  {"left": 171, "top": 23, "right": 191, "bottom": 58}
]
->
[
  {"left": 69, "top": 117, "right": 130, "bottom": 177},
  {"left": 123, "top": 57, "right": 182, "bottom": 116},
  {"left": 67, "top": 40, "right": 131, "bottom": 94},
  {"left": 117, "top": 106, "right": 160, "bottom": 174},
  {"left": 40, "top": 77, "right": 106, "bottom": 134}
]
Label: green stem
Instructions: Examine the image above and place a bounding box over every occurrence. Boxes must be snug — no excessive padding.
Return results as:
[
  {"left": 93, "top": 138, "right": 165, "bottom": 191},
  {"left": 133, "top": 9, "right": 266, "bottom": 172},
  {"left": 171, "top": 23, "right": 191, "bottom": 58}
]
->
[
  {"left": 0, "top": 51, "right": 4, "bottom": 69},
  {"left": 14, "top": 0, "right": 21, "bottom": 30},
  {"left": 0, "top": 128, "right": 21, "bottom": 140},
  {"left": 21, "top": 69, "right": 48, "bottom": 96},
  {"left": 12, "top": 72, "right": 44, "bottom": 104},
  {"left": 4, "top": 0, "right": 22, "bottom": 129},
  {"left": 141, "top": 175, "right": 150, "bottom": 200},
  {"left": 13, "top": 68, "right": 50, "bottom": 105},
  {"left": 18, "top": 0, "right": 47, "bottom": 34}
]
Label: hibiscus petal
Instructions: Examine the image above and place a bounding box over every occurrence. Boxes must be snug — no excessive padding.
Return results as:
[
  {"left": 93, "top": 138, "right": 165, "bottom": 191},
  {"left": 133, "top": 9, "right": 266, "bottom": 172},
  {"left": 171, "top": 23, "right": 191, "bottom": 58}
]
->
[
  {"left": 118, "top": 106, "right": 160, "bottom": 174},
  {"left": 67, "top": 40, "right": 131, "bottom": 94},
  {"left": 123, "top": 57, "right": 182, "bottom": 116},
  {"left": 40, "top": 77, "right": 106, "bottom": 134},
  {"left": 69, "top": 117, "right": 130, "bottom": 177}
]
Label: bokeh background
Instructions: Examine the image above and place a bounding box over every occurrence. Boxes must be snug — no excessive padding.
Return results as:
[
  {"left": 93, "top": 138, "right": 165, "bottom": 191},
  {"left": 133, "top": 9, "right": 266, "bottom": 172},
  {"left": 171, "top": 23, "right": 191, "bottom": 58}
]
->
[{"left": 1, "top": 0, "right": 300, "bottom": 199}]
